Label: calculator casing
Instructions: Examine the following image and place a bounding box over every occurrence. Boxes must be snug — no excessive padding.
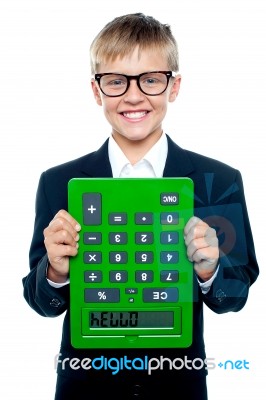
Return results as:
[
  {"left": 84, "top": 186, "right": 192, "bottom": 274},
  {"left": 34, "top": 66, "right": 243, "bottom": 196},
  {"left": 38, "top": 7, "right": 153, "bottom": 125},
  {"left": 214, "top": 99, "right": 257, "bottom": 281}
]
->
[{"left": 68, "top": 178, "right": 194, "bottom": 349}]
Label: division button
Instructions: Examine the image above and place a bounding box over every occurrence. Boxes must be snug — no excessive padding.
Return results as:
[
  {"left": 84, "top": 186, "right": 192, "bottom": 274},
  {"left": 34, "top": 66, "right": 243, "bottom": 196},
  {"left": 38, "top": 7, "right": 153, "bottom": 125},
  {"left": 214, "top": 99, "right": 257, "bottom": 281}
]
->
[{"left": 84, "top": 270, "right": 103, "bottom": 283}]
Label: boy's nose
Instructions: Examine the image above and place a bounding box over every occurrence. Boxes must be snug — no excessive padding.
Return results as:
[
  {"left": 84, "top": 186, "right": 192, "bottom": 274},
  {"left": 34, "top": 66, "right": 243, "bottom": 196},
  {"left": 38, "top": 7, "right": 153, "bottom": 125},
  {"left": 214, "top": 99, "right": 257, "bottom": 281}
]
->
[{"left": 123, "top": 79, "right": 145, "bottom": 103}]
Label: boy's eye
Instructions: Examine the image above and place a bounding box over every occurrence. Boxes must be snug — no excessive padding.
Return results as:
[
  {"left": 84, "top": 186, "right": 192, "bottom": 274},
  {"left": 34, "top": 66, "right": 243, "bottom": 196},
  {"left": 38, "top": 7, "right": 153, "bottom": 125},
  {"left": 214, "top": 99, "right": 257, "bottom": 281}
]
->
[
  {"left": 103, "top": 76, "right": 127, "bottom": 87},
  {"left": 109, "top": 79, "right": 125, "bottom": 86},
  {"left": 141, "top": 74, "right": 165, "bottom": 87},
  {"left": 143, "top": 78, "right": 158, "bottom": 85}
]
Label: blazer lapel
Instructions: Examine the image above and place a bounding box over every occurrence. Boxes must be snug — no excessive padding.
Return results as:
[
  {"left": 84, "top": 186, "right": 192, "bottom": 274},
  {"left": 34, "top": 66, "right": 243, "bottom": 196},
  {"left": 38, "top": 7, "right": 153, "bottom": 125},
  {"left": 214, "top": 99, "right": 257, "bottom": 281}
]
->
[
  {"left": 163, "top": 135, "right": 195, "bottom": 177},
  {"left": 80, "top": 138, "right": 113, "bottom": 177}
]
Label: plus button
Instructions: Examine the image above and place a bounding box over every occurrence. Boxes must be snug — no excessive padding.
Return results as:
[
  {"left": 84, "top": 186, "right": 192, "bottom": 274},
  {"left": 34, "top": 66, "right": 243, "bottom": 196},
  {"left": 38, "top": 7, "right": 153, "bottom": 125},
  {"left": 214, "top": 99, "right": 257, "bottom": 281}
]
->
[
  {"left": 88, "top": 205, "right": 96, "bottom": 214},
  {"left": 83, "top": 193, "right": 101, "bottom": 225}
]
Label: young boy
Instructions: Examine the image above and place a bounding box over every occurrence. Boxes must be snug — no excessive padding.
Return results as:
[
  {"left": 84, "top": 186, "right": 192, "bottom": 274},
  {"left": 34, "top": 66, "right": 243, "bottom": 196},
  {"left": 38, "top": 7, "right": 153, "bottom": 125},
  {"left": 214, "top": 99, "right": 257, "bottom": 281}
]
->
[{"left": 22, "top": 13, "right": 259, "bottom": 400}]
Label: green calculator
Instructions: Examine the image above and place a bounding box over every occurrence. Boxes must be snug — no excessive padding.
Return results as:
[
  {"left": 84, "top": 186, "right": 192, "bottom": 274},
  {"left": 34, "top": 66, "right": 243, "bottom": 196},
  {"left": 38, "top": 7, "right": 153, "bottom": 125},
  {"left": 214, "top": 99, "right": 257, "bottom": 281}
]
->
[{"left": 68, "top": 178, "right": 194, "bottom": 349}]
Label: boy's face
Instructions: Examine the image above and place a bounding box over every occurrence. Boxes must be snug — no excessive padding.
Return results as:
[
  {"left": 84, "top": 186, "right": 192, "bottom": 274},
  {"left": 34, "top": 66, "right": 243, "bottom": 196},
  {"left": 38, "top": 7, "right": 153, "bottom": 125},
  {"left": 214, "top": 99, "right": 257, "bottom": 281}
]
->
[{"left": 91, "top": 47, "right": 181, "bottom": 148}]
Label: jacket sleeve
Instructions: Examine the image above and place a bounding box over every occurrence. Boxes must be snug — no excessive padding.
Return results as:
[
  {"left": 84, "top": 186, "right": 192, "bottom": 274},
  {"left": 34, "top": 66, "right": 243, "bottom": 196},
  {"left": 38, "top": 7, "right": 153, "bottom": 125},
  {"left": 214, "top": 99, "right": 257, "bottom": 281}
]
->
[
  {"left": 22, "top": 171, "right": 70, "bottom": 317},
  {"left": 201, "top": 170, "right": 259, "bottom": 313}
]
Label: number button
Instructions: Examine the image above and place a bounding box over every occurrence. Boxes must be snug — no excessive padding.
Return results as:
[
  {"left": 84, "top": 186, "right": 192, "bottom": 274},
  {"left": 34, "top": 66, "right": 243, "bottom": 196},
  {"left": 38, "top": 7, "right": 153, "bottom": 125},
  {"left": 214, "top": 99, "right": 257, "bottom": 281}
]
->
[
  {"left": 160, "top": 271, "right": 179, "bottom": 282},
  {"left": 135, "top": 251, "right": 154, "bottom": 264},
  {"left": 160, "top": 251, "right": 179, "bottom": 264},
  {"left": 109, "top": 232, "right": 128, "bottom": 244},
  {"left": 135, "top": 271, "right": 154, "bottom": 283},
  {"left": 109, "top": 271, "right": 128, "bottom": 283},
  {"left": 160, "top": 212, "right": 179, "bottom": 225},
  {"left": 135, "top": 232, "right": 154, "bottom": 244},
  {"left": 109, "top": 252, "right": 128, "bottom": 264},
  {"left": 160, "top": 232, "right": 179, "bottom": 244}
]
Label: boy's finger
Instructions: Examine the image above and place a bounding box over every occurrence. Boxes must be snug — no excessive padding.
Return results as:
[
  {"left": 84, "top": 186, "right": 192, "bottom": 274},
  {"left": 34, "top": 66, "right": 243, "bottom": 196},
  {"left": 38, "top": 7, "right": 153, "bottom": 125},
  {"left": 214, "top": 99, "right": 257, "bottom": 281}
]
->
[
  {"left": 53, "top": 209, "right": 81, "bottom": 231},
  {"left": 184, "top": 216, "right": 206, "bottom": 236},
  {"left": 44, "top": 218, "right": 80, "bottom": 241}
]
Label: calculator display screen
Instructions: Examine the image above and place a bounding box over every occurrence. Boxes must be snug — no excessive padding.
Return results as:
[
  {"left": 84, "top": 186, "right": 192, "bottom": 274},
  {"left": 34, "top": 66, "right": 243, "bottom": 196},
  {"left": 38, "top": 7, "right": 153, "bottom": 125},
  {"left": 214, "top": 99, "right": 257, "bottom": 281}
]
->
[{"left": 90, "top": 311, "right": 174, "bottom": 328}]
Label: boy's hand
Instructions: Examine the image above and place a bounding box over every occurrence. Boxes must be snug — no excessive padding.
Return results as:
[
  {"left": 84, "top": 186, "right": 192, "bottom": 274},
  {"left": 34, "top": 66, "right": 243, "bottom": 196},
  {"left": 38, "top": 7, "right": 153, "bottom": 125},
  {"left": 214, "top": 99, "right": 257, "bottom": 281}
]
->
[
  {"left": 184, "top": 216, "right": 219, "bottom": 282},
  {"left": 43, "top": 210, "right": 81, "bottom": 283}
]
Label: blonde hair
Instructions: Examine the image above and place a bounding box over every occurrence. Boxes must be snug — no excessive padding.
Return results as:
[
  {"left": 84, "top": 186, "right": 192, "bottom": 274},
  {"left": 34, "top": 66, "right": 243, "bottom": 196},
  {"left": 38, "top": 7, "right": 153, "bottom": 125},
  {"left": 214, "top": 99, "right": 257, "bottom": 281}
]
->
[{"left": 90, "top": 13, "right": 179, "bottom": 74}]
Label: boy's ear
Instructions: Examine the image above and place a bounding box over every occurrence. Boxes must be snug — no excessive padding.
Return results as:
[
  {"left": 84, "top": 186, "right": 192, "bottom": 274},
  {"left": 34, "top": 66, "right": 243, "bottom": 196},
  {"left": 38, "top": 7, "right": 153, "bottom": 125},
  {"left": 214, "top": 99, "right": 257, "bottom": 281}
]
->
[
  {"left": 168, "top": 75, "right": 181, "bottom": 103},
  {"left": 91, "top": 80, "right": 102, "bottom": 106}
]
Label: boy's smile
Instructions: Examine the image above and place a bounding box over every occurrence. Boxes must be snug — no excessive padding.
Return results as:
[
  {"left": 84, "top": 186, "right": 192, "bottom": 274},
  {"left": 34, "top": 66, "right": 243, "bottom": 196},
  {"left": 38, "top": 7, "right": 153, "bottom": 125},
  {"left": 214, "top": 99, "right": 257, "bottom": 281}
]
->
[{"left": 91, "top": 47, "right": 181, "bottom": 161}]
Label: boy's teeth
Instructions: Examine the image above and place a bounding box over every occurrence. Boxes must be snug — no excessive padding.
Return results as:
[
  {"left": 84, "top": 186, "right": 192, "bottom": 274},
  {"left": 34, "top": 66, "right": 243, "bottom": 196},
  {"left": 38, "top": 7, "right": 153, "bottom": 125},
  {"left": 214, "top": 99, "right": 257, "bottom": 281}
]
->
[{"left": 123, "top": 111, "right": 147, "bottom": 119}]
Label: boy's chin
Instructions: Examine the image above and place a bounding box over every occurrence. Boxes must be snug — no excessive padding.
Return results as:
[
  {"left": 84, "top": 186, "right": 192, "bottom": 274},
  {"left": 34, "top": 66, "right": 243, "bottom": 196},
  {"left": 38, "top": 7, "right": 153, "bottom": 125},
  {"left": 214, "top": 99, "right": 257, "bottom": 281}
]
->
[{"left": 113, "top": 130, "right": 162, "bottom": 143}]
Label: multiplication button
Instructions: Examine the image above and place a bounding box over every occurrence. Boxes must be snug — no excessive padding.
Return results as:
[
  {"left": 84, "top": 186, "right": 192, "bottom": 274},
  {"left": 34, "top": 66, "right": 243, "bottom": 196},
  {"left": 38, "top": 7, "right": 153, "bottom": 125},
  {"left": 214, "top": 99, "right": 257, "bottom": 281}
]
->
[{"left": 84, "top": 252, "right": 102, "bottom": 264}]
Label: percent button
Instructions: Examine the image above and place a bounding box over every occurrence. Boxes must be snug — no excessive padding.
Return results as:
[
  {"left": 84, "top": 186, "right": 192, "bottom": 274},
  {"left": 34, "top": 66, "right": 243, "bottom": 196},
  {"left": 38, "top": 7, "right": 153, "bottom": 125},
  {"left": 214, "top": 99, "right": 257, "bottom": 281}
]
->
[{"left": 84, "top": 288, "right": 120, "bottom": 303}]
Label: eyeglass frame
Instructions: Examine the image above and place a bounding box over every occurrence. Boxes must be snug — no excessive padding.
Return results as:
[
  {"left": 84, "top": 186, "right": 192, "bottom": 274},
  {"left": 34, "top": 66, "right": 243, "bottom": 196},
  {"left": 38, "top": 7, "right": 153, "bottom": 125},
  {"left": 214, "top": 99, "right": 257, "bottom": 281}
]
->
[{"left": 94, "top": 71, "right": 178, "bottom": 97}]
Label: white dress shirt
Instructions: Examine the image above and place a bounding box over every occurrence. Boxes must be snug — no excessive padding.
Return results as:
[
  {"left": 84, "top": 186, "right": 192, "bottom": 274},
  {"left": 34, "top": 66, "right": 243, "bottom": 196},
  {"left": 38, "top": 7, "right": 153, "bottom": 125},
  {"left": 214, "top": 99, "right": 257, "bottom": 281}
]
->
[{"left": 47, "top": 132, "right": 218, "bottom": 293}]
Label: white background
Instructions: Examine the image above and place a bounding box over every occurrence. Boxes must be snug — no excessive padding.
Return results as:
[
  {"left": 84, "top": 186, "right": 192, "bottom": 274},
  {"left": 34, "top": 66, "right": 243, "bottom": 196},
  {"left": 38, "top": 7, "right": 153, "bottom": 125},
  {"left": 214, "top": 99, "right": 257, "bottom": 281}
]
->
[{"left": 0, "top": 0, "right": 265, "bottom": 398}]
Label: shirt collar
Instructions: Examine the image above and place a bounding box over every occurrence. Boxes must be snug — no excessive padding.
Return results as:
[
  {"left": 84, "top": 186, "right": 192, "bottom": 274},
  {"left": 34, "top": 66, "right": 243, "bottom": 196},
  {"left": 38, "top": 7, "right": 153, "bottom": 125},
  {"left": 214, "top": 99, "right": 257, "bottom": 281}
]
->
[{"left": 108, "top": 133, "right": 168, "bottom": 178}]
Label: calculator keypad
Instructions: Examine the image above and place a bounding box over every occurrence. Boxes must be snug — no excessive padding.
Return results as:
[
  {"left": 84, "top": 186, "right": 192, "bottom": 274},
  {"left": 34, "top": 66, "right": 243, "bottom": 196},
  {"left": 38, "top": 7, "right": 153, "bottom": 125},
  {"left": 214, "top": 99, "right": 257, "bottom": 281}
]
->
[{"left": 82, "top": 192, "right": 183, "bottom": 304}]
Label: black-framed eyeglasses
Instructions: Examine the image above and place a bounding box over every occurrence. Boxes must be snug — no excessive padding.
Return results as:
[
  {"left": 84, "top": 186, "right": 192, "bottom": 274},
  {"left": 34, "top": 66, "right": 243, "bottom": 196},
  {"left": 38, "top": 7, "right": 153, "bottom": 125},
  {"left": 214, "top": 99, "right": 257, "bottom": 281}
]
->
[{"left": 94, "top": 71, "right": 177, "bottom": 97}]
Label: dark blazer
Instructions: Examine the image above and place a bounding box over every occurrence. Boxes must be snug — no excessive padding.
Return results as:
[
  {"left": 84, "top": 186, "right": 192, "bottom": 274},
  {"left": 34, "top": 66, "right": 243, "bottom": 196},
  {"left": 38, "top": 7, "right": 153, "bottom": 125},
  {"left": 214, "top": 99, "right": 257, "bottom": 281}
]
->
[{"left": 22, "top": 135, "right": 259, "bottom": 381}]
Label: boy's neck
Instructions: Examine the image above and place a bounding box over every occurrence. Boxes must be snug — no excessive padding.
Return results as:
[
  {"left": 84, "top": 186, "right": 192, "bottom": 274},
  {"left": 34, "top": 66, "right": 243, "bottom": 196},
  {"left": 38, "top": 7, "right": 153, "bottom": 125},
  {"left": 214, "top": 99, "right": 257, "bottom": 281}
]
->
[{"left": 112, "top": 131, "right": 163, "bottom": 165}]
